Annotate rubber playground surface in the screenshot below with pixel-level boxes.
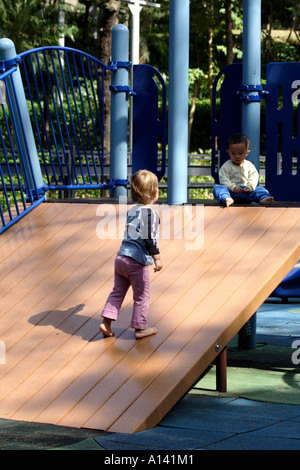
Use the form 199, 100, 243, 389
0, 298, 299, 451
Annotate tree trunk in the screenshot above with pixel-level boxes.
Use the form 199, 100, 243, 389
97, 0, 121, 155
208, 23, 213, 107
207, 0, 214, 110
188, 79, 199, 153
188, 42, 200, 153
225, 0, 234, 65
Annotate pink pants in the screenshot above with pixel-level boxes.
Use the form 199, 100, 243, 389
101, 255, 150, 329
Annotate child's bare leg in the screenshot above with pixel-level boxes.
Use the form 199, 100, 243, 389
260, 196, 274, 205
225, 197, 234, 207
135, 327, 157, 339
100, 317, 115, 337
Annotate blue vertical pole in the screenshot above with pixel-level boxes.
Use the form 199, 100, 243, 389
0, 38, 45, 199
110, 24, 129, 198
238, 0, 261, 349
167, 0, 189, 205
242, 0, 261, 170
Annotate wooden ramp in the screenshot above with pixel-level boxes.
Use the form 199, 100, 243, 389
1, 202, 300, 434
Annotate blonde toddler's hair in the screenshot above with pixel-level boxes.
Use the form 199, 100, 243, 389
130, 170, 158, 204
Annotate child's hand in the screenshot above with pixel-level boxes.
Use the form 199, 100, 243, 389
242, 186, 251, 193
154, 259, 163, 272
233, 186, 243, 194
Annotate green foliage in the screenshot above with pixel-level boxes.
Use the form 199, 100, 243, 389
189, 98, 212, 153
0, 0, 78, 52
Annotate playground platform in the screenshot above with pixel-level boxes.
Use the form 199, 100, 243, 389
1, 201, 300, 439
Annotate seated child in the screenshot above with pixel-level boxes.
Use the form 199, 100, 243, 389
213, 133, 274, 207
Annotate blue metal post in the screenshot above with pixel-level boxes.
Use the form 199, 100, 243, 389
167, 0, 189, 205
0, 38, 45, 198
242, 0, 261, 170
238, 0, 261, 349
110, 24, 129, 197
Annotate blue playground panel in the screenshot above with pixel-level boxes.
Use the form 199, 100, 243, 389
265, 63, 300, 202
211, 63, 242, 184
132, 64, 167, 181
271, 261, 300, 300
212, 61, 300, 202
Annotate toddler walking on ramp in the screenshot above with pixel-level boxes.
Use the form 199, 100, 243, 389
100, 170, 163, 339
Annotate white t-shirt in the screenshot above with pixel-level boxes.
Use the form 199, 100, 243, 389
219, 159, 259, 192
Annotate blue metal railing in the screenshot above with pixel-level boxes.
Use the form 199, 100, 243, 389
0, 45, 128, 234
18, 46, 112, 191
0, 65, 45, 234
0, 39, 167, 234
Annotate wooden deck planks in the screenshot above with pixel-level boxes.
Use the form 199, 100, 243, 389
107, 208, 300, 433
1, 202, 300, 433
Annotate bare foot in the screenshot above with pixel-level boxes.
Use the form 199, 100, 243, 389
135, 327, 157, 339
99, 321, 115, 338
260, 196, 274, 206
225, 197, 234, 207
